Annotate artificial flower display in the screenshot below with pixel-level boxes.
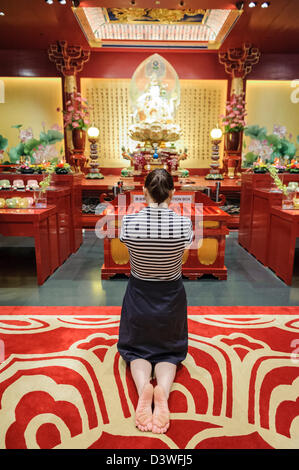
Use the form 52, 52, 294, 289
58, 91, 91, 132
220, 92, 247, 134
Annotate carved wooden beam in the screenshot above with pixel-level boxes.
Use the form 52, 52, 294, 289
48, 40, 90, 76
218, 43, 261, 79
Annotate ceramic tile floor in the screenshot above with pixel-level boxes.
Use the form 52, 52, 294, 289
0, 231, 299, 306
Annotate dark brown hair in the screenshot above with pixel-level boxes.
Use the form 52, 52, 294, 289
144, 169, 174, 204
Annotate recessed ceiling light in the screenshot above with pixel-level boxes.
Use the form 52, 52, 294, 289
249, 1, 258, 7
45, 0, 53, 4
0, 12, 5, 15
58, 0, 67, 4
261, 1, 270, 7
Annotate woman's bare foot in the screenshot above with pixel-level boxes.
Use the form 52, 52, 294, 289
135, 383, 154, 432
152, 385, 170, 434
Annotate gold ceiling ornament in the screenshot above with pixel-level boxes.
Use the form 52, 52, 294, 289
109, 8, 147, 23
109, 8, 206, 24
73, 7, 242, 49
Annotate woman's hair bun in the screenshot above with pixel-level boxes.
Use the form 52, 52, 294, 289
144, 169, 174, 204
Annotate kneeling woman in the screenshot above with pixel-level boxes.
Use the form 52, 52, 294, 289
117, 169, 193, 434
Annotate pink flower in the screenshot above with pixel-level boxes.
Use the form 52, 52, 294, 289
83, 119, 90, 125
72, 122, 79, 128
67, 106, 74, 112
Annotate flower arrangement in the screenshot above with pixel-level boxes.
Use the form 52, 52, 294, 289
286, 161, 299, 173
220, 92, 247, 134
58, 91, 91, 131
19, 162, 35, 174
31, 163, 49, 174
6, 123, 64, 165
55, 162, 71, 174
272, 157, 286, 173
252, 158, 268, 173
243, 124, 298, 168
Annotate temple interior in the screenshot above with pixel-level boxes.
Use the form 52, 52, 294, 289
1, 0, 299, 454
1, 1, 299, 302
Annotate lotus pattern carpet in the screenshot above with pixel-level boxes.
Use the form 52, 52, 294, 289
0, 306, 298, 449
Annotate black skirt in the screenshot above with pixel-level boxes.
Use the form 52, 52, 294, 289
117, 274, 188, 367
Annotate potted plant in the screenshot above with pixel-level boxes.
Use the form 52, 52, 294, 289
220, 92, 247, 151
58, 91, 91, 152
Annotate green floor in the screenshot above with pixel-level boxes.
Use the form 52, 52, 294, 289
0, 230, 299, 306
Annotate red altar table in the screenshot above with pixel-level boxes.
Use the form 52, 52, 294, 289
52, 173, 83, 253
0, 172, 83, 253
238, 172, 299, 251
100, 199, 229, 281
0, 187, 72, 265
0, 206, 59, 285
268, 206, 299, 285
250, 188, 283, 265
81, 175, 241, 229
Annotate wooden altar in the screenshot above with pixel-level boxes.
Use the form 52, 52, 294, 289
81, 174, 241, 229
0, 206, 59, 285
100, 192, 229, 281
238, 172, 299, 251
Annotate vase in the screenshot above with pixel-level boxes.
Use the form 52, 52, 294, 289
282, 189, 295, 210
225, 132, 241, 152
72, 128, 86, 152
34, 191, 47, 208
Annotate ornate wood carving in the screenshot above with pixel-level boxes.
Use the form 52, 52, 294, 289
48, 40, 90, 76
218, 43, 261, 79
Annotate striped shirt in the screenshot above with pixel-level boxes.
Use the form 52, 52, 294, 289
120, 204, 193, 281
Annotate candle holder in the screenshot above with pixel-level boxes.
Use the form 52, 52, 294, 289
85, 126, 104, 179
205, 126, 224, 180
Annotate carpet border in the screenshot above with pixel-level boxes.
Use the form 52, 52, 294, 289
0, 306, 299, 315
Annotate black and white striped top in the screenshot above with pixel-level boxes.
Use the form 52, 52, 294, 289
120, 204, 193, 281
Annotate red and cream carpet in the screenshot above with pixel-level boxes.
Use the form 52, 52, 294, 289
0, 306, 298, 449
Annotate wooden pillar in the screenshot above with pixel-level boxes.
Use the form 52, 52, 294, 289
218, 43, 261, 177
48, 41, 90, 167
